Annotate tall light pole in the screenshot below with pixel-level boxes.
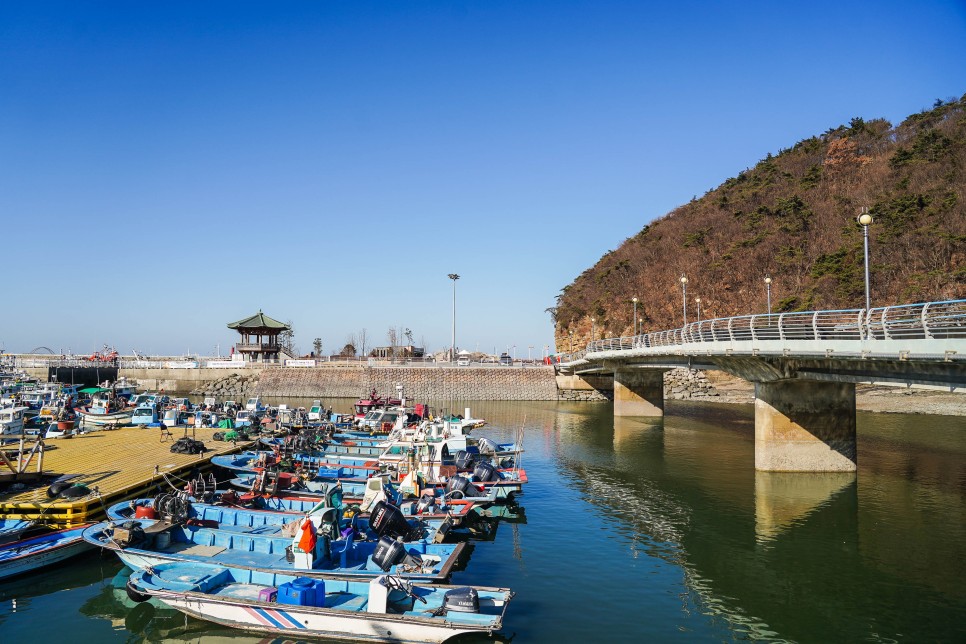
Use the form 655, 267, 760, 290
680, 274, 689, 326
695, 297, 701, 323
764, 276, 772, 315
590, 317, 596, 341
528, 345, 533, 361
857, 209, 873, 314
632, 297, 639, 335
447, 273, 460, 361
569, 330, 574, 352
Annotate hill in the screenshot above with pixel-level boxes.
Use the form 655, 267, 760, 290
552, 94, 966, 351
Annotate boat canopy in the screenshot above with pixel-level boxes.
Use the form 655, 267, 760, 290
79, 387, 112, 394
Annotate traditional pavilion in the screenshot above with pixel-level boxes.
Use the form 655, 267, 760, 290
227, 310, 291, 364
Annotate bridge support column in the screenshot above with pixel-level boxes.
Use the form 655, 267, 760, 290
755, 380, 856, 472
614, 369, 665, 417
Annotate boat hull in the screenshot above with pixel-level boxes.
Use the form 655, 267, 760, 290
154, 593, 487, 643
76, 408, 134, 426
0, 525, 94, 581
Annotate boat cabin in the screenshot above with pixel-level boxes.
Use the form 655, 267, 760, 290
131, 405, 158, 426
0, 406, 27, 438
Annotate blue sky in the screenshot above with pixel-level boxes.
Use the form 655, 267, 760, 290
2, 1, 965, 357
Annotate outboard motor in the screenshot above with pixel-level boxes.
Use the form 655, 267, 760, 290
472, 461, 499, 483
369, 500, 419, 541
454, 450, 476, 470
416, 493, 437, 515
445, 475, 474, 498
476, 437, 501, 454
443, 587, 480, 613
371, 536, 423, 572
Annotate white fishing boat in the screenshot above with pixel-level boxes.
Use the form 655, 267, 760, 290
126, 561, 513, 643
75, 389, 133, 426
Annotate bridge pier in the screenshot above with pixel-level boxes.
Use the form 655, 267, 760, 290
755, 380, 857, 472
614, 368, 666, 417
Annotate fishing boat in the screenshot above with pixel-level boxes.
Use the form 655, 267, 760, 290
125, 560, 512, 643
0, 406, 27, 443
82, 518, 465, 582
232, 471, 503, 506
74, 388, 134, 426
0, 519, 36, 545
0, 524, 95, 581
104, 496, 450, 543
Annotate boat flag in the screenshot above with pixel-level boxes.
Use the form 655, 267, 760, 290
297, 517, 317, 552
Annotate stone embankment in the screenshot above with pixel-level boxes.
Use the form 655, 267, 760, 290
187, 365, 723, 401
190, 373, 259, 399
244, 365, 556, 400
557, 368, 721, 402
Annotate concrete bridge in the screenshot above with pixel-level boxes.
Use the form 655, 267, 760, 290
557, 300, 966, 472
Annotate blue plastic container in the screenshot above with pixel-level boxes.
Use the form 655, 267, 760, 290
277, 577, 325, 607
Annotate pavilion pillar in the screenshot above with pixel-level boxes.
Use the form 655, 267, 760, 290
614, 368, 666, 417
755, 380, 856, 472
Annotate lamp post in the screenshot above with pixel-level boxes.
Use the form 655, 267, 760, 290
695, 297, 701, 323
632, 297, 639, 335
447, 273, 460, 362
764, 276, 772, 316
590, 317, 596, 341
569, 330, 574, 353
528, 345, 533, 361
680, 275, 689, 326
857, 209, 873, 313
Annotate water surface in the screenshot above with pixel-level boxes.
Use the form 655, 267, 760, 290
2, 399, 964, 642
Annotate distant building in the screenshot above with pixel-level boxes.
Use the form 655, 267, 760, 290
369, 345, 425, 359
227, 310, 292, 364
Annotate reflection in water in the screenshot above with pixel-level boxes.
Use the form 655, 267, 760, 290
754, 472, 856, 543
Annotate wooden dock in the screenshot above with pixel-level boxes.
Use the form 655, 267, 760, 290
0, 425, 253, 528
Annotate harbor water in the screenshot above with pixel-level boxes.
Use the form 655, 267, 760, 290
1, 399, 965, 642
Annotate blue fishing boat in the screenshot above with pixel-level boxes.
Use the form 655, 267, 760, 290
104, 497, 448, 543
0, 519, 36, 545
125, 560, 512, 643
82, 518, 465, 582
0, 524, 95, 581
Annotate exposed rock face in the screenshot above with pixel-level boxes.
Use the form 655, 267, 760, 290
190, 373, 259, 399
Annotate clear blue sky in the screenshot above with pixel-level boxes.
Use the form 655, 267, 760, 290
2, 1, 965, 357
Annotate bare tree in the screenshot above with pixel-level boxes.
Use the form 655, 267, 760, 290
279, 320, 299, 357
312, 337, 323, 357
358, 328, 368, 356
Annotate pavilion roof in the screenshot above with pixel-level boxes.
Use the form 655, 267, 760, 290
227, 310, 290, 331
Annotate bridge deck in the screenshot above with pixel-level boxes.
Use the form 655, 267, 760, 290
0, 425, 253, 528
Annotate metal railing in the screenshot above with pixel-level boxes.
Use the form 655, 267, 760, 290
559, 299, 966, 363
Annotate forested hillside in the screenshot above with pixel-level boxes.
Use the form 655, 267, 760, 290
552, 94, 966, 351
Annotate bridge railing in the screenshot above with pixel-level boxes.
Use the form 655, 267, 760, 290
568, 299, 966, 362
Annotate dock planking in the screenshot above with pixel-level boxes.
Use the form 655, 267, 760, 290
0, 425, 254, 528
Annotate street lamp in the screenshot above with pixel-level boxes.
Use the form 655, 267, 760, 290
680, 275, 689, 326
447, 273, 460, 361
631, 297, 639, 335
764, 276, 772, 316
857, 209, 873, 313
695, 297, 701, 323
568, 330, 574, 352
590, 317, 596, 341
528, 345, 533, 361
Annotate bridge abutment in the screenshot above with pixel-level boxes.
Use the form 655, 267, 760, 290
755, 380, 857, 472
614, 368, 667, 417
